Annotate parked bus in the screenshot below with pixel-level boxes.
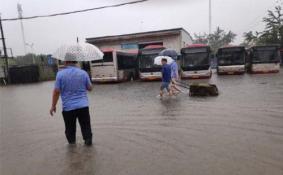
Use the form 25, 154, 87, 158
138, 45, 166, 81
90, 48, 117, 82
90, 49, 138, 82
216, 46, 246, 75
180, 44, 212, 79
247, 45, 280, 74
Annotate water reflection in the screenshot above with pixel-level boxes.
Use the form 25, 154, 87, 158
1, 69, 283, 175
61, 145, 96, 175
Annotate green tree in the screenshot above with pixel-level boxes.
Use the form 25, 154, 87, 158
243, 5, 283, 47
261, 6, 283, 46
208, 27, 236, 53
242, 31, 259, 47
194, 27, 237, 53
15, 53, 48, 65
194, 33, 209, 44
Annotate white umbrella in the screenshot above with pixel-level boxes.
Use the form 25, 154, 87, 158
53, 43, 104, 62
154, 56, 174, 65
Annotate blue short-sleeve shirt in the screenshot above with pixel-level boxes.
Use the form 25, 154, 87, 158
170, 61, 179, 79
55, 66, 91, 111
162, 64, 171, 83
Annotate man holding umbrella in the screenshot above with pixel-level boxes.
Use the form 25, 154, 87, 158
159, 49, 181, 95
50, 43, 103, 146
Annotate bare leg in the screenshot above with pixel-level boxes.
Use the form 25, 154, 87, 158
160, 90, 163, 97
168, 88, 173, 96
171, 79, 182, 95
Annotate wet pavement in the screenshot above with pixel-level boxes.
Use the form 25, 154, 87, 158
1, 69, 283, 175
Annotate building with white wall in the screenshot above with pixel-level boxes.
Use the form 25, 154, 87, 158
86, 28, 193, 53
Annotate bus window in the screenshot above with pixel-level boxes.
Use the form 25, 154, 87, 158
140, 54, 159, 69
218, 51, 245, 66
247, 46, 280, 74
117, 54, 137, 70
91, 52, 113, 63
103, 52, 114, 62
253, 49, 279, 63
183, 52, 210, 67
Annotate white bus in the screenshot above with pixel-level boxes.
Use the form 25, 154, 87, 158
247, 45, 280, 74
217, 46, 246, 75
180, 44, 212, 79
90, 49, 138, 82
138, 45, 165, 81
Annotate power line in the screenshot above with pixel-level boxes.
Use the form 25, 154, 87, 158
2, 0, 149, 21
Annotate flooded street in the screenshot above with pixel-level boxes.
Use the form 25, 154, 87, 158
1, 70, 283, 175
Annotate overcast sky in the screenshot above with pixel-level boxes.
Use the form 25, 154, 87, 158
0, 0, 280, 56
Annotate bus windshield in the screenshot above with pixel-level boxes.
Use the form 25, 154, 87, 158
218, 51, 245, 66
117, 53, 137, 70
140, 53, 160, 69
182, 52, 209, 67
252, 49, 279, 63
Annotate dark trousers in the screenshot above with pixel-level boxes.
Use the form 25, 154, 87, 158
62, 107, 92, 143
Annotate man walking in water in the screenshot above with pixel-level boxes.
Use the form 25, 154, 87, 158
160, 58, 172, 97
170, 58, 181, 95
50, 61, 93, 146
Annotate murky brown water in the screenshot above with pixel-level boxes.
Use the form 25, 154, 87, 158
1, 70, 283, 175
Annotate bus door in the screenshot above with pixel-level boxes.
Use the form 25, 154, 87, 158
117, 50, 138, 81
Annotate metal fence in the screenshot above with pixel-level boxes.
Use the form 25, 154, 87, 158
9, 65, 39, 84
38, 64, 57, 81
0, 65, 6, 84
0, 66, 4, 78
0, 55, 58, 84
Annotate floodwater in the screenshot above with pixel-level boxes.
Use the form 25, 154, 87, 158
1, 70, 283, 175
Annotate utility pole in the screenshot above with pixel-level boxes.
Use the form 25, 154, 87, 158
17, 3, 27, 54
209, 0, 212, 34
26, 42, 35, 64
0, 16, 9, 82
